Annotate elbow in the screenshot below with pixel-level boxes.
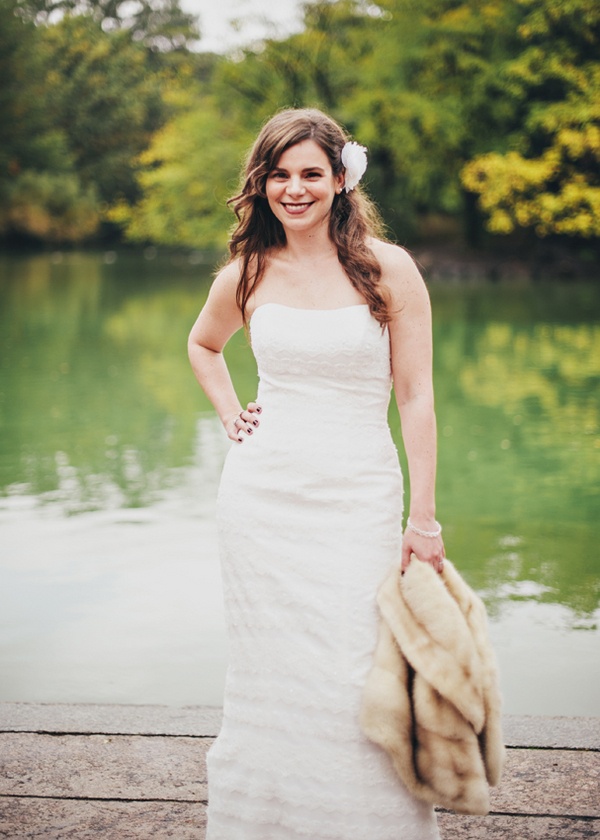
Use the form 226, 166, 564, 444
187, 330, 207, 367
187, 333, 220, 367
397, 393, 436, 425
396, 387, 435, 411
187, 326, 207, 359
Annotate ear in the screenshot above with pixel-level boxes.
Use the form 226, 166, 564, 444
334, 171, 345, 194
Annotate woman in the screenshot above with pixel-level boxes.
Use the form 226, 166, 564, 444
188, 108, 444, 839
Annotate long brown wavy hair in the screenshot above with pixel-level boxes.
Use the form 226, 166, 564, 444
227, 108, 392, 325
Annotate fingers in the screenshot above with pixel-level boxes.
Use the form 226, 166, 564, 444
239, 403, 262, 434
410, 554, 445, 575
402, 530, 445, 575
227, 403, 262, 443
246, 401, 262, 416
240, 406, 261, 428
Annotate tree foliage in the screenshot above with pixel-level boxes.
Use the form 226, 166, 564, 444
1, 0, 599, 248
0, 0, 100, 239
0, 0, 200, 241
40, 14, 167, 204
16, 0, 200, 51
109, 92, 255, 249
121, 0, 531, 246
461, 0, 600, 238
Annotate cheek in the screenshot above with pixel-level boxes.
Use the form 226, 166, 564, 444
320, 185, 337, 205
265, 193, 281, 217
265, 181, 282, 204
264, 185, 277, 210
321, 180, 339, 199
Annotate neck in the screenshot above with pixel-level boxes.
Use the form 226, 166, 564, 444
282, 224, 338, 263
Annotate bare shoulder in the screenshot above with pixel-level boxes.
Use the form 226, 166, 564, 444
369, 239, 427, 304
210, 258, 242, 301
188, 258, 243, 350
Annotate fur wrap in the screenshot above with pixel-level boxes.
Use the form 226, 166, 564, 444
360, 557, 505, 815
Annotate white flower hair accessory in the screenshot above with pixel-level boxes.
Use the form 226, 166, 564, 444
341, 141, 368, 192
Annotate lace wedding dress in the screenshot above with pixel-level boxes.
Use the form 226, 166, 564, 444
207, 303, 440, 840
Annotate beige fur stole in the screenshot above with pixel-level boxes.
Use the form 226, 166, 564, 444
360, 557, 505, 815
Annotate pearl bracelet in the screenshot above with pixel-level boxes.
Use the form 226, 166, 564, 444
406, 517, 442, 538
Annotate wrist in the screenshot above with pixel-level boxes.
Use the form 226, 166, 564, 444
407, 508, 437, 528
406, 517, 442, 539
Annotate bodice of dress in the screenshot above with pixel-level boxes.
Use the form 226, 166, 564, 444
250, 303, 393, 429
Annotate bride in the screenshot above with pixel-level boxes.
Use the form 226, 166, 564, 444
188, 107, 445, 839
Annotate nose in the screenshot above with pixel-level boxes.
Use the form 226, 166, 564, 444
286, 176, 305, 197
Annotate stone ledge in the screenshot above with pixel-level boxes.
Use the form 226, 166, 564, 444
0, 703, 598, 840
2, 704, 598, 749
502, 714, 600, 751
0, 703, 222, 738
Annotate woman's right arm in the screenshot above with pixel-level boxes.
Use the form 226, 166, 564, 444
187, 262, 261, 442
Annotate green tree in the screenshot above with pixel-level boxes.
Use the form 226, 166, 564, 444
125, 0, 530, 243
214, 0, 368, 116
3, 171, 99, 241
1, 0, 205, 243
0, 0, 101, 240
344, 0, 525, 237
118, 1, 394, 246
110, 91, 255, 249
461, 0, 600, 238
16, 0, 200, 51
116, 0, 600, 249
38, 14, 168, 206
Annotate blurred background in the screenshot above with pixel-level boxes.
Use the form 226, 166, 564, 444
0, 0, 598, 716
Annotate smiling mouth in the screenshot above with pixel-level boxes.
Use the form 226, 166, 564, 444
282, 202, 315, 214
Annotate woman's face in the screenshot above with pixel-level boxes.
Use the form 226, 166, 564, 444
265, 139, 344, 234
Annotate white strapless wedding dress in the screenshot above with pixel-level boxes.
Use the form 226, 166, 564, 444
207, 303, 440, 840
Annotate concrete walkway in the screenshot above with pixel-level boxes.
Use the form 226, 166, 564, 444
0, 703, 598, 839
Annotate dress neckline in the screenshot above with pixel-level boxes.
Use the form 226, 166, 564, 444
250, 302, 369, 323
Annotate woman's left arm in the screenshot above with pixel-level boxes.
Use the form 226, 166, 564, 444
379, 243, 445, 573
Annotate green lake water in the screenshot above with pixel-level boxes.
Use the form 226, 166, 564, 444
0, 249, 598, 714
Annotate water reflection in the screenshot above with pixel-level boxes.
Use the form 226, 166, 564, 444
420, 282, 600, 625
0, 252, 598, 713
0, 251, 217, 510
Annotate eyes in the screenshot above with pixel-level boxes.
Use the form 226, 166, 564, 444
269, 170, 324, 181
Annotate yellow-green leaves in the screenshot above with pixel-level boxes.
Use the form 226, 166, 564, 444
461, 0, 600, 238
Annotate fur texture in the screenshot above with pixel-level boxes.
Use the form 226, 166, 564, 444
360, 558, 505, 815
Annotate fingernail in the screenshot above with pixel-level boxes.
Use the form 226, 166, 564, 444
247, 428, 253, 434
253, 420, 258, 426
256, 407, 262, 413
